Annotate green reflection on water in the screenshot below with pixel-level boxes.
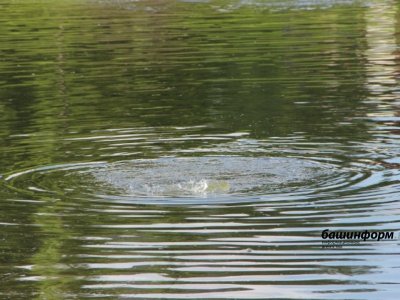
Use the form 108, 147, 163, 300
0, 0, 371, 170
31, 198, 71, 300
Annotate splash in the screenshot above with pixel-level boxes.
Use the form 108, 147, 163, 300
91, 156, 335, 198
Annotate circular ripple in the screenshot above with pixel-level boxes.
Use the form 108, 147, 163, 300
1, 156, 348, 202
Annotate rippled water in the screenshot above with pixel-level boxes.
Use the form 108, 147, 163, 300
1, 0, 400, 299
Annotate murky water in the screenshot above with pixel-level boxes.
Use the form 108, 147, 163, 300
1, 0, 400, 299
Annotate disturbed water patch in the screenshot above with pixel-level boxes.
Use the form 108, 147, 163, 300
2, 156, 341, 202
91, 156, 336, 198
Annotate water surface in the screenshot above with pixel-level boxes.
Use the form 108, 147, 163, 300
1, 0, 400, 299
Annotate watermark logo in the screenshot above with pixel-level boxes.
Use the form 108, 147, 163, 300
321, 229, 397, 249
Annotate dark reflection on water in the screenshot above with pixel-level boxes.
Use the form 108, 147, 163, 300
1, 0, 400, 299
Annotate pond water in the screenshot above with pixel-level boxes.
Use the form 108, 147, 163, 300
1, 0, 400, 299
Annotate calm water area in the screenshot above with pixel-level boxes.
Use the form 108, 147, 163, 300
1, 0, 400, 299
